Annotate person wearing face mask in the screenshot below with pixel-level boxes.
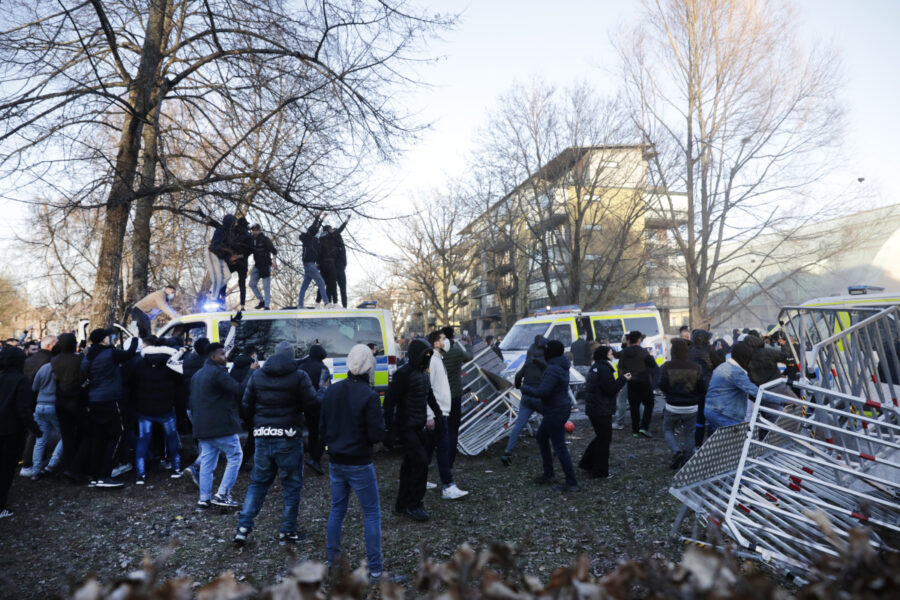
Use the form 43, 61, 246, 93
131, 286, 180, 338
382, 338, 442, 521
424, 331, 468, 500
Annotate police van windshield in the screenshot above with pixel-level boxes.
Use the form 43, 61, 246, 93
499, 322, 550, 351
219, 317, 383, 360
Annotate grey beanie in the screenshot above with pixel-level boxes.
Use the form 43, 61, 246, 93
275, 341, 295, 358
346, 343, 375, 376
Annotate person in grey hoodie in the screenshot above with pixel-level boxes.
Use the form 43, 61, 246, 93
27, 357, 63, 478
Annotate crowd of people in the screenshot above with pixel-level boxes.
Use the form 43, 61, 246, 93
202, 210, 350, 312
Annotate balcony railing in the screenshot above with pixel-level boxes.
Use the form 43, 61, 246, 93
484, 305, 501, 317
470, 282, 496, 298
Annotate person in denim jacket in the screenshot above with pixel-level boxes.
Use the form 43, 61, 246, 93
703, 342, 758, 436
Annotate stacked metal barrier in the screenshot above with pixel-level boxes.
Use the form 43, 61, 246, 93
456, 342, 527, 456
670, 305, 900, 577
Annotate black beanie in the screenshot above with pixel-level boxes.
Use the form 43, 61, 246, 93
545, 340, 565, 360
89, 328, 110, 345
731, 341, 753, 370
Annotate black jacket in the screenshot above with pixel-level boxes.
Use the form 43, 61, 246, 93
746, 336, 783, 386
81, 338, 139, 404
584, 360, 626, 417
618, 344, 656, 384
208, 214, 237, 260
514, 342, 547, 389
241, 353, 315, 437
441, 341, 473, 398
0, 348, 38, 436
228, 224, 253, 273
659, 358, 706, 409
688, 329, 721, 385
383, 338, 441, 431
190, 359, 243, 439
50, 333, 81, 399
299, 215, 323, 264
297, 344, 330, 392
251, 233, 277, 273
569, 339, 592, 367
24, 349, 52, 382
229, 354, 255, 387
320, 374, 385, 465
130, 348, 184, 417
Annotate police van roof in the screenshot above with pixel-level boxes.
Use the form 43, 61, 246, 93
800, 291, 900, 308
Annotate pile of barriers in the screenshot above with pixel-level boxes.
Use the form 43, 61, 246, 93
670, 304, 900, 578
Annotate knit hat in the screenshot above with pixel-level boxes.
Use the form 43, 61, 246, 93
545, 340, 565, 360
275, 341, 295, 358
671, 337, 690, 360
89, 328, 111, 345
347, 343, 376, 376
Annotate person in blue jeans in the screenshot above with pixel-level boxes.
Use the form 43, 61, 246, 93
320, 344, 385, 580
27, 361, 63, 478
519, 340, 579, 492
234, 341, 315, 544
501, 335, 547, 466
704, 341, 759, 436
297, 210, 331, 307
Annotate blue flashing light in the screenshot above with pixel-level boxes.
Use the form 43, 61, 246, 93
532, 304, 581, 316
203, 301, 226, 312
607, 301, 657, 311
356, 301, 377, 309
848, 285, 884, 296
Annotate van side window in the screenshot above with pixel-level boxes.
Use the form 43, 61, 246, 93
219, 319, 300, 360
593, 318, 624, 343
547, 323, 573, 347
221, 316, 384, 360
623, 316, 660, 337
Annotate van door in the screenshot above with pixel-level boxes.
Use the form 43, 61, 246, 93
591, 317, 625, 346
546, 319, 575, 348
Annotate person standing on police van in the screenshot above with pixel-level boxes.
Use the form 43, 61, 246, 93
248, 224, 277, 310
131, 286, 180, 338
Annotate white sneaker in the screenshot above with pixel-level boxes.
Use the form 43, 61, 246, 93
315, 302, 326, 310
18, 467, 38, 478
111, 463, 133, 478
426, 481, 438, 490
442, 484, 469, 500
0, 509, 12, 519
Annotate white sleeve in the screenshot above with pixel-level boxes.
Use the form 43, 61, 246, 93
166, 347, 186, 374
223, 323, 237, 357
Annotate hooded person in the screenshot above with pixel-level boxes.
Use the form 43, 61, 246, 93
27, 340, 63, 479
130, 337, 185, 484
0, 346, 42, 518
502, 335, 548, 466
438, 326, 473, 468
297, 210, 331, 308
659, 338, 706, 469
618, 331, 658, 438
688, 328, 723, 446
233, 340, 315, 545
578, 345, 630, 479
520, 340, 579, 492
50, 333, 90, 481
227, 217, 254, 310
382, 338, 442, 521
206, 214, 237, 305
704, 341, 759, 436
319, 343, 386, 579
297, 344, 330, 475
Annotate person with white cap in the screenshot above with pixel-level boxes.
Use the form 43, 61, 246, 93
320, 343, 386, 581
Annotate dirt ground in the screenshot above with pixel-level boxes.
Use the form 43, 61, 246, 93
0, 411, 686, 598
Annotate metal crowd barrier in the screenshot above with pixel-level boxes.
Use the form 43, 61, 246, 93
456, 342, 528, 456
670, 305, 900, 578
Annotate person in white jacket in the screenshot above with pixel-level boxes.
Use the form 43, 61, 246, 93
425, 331, 468, 500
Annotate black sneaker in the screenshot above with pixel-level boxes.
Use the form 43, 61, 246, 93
196, 499, 211, 511
669, 451, 685, 470
305, 458, 324, 475
254, 302, 265, 309
135, 475, 146, 486
170, 468, 183, 479
533, 474, 556, 485
234, 526, 250, 545
211, 493, 239, 508
555, 482, 580, 492
404, 506, 430, 522
500, 453, 512, 467
279, 531, 304, 543
95, 478, 124, 488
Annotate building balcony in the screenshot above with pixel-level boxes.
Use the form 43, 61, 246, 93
470, 282, 496, 298
484, 305, 501, 317
470, 307, 482, 318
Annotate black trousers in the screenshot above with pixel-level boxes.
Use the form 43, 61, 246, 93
628, 380, 654, 433
88, 401, 123, 480
0, 431, 25, 511
130, 307, 151, 338
579, 415, 612, 476
230, 261, 248, 306
694, 396, 707, 447
317, 261, 338, 305
447, 395, 462, 468
335, 265, 348, 308
305, 402, 323, 462
56, 394, 91, 476
396, 427, 429, 512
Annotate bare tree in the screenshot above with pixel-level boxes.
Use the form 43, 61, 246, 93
0, 0, 451, 327
392, 192, 475, 328
617, 0, 846, 327
463, 79, 649, 317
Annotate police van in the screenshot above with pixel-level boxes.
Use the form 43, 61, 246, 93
497, 303, 668, 379
156, 305, 399, 396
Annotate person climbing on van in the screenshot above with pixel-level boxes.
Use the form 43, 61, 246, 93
227, 217, 254, 311
297, 210, 331, 309
249, 224, 277, 310
130, 286, 180, 338
317, 216, 350, 308
206, 214, 237, 306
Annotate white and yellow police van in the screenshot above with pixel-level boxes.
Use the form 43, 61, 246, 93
157, 305, 399, 397
497, 303, 668, 379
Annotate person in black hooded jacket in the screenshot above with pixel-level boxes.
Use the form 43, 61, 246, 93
619, 331, 658, 438
382, 338, 441, 521
688, 328, 722, 446
578, 346, 630, 478
234, 340, 315, 544
297, 210, 331, 307
130, 337, 185, 484
207, 214, 237, 304
297, 344, 330, 474
227, 217, 254, 310
501, 335, 547, 466
0, 346, 41, 518
51, 333, 91, 481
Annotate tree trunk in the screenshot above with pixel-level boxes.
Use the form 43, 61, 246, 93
89, 0, 169, 328
128, 107, 160, 304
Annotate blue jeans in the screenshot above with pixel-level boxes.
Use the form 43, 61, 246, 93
298, 262, 329, 306
248, 267, 271, 307
237, 437, 303, 534
198, 434, 243, 501
504, 404, 534, 454
32, 404, 63, 471
536, 411, 577, 485
136, 413, 181, 477
327, 463, 382, 575
704, 409, 741, 437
